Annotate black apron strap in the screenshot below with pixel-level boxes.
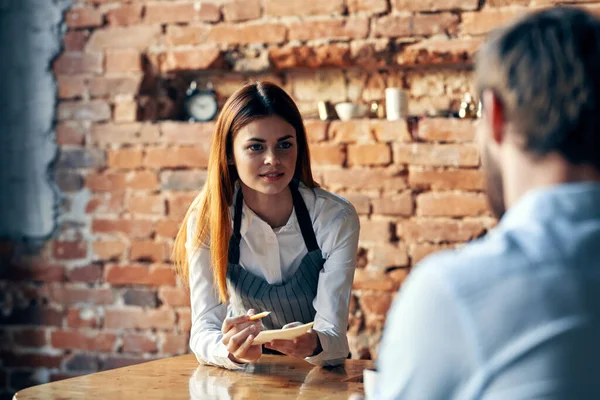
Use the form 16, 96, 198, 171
290, 180, 319, 253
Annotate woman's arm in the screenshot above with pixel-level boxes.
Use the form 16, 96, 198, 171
187, 214, 248, 370
306, 205, 361, 366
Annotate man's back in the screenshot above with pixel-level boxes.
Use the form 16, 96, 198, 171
376, 182, 600, 399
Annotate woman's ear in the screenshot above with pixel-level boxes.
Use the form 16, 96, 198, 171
227, 157, 235, 166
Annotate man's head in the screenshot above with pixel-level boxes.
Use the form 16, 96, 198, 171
476, 7, 600, 218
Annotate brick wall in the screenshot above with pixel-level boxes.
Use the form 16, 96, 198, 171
3, 0, 599, 396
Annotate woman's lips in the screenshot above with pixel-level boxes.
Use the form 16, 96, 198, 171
259, 172, 284, 182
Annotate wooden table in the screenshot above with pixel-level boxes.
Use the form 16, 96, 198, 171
13, 354, 374, 399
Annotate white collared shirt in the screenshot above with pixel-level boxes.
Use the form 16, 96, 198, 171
187, 183, 360, 370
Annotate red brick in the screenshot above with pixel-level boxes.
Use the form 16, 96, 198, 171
156, 220, 181, 238
398, 218, 491, 243
418, 118, 476, 142
144, 2, 221, 24
264, 0, 344, 16
91, 123, 161, 146
304, 120, 328, 142
348, 143, 391, 166
394, 0, 478, 11
104, 307, 176, 330
54, 52, 103, 75
67, 264, 103, 283
177, 309, 192, 332
410, 243, 456, 264
397, 38, 482, 66
461, 8, 529, 36
350, 39, 391, 69
159, 170, 206, 191
167, 193, 196, 220
144, 147, 209, 169
206, 23, 287, 45
85, 192, 125, 214
165, 25, 208, 46
417, 192, 489, 217
12, 328, 48, 347
158, 287, 190, 307
128, 170, 160, 190
56, 122, 86, 145
330, 120, 411, 143
341, 193, 370, 215
359, 293, 393, 316
66, 7, 103, 29
321, 167, 407, 191
371, 192, 413, 216
122, 334, 157, 353
310, 144, 346, 167
105, 49, 142, 73
289, 18, 369, 41
92, 219, 154, 238
114, 100, 138, 122
347, 0, 389, 14
130, 241, 167, 262
89, 77, 140, 98
160, 121, 214, 145
369, 242, 410, 268
106, 149, 143, 169
58, 100, 111, 122
57, 76, 86, 99
161, 47, 223, 72
353, 269, 398, 291
51, 330, 116, 352
269, 44, 351, 69
223, 0, 261, 21
161, 333, 189, 355
127, 194, 165, 215
375, 13, 459, 38
63, 31, 89, 51
67, 308, 100, 328
408, 167, 484, 191
48, 286, 114, 306
92, 240, 127, 260
393, 143, 479, 167
359, 218, 393, 243
105, 264, 176, 285
86, 26, 162, 50
106, 4, 143, 26
86, 172, 128, 192
53, 241, 87, 260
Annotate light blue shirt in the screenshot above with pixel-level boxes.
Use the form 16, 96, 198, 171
376, 182, 600, 400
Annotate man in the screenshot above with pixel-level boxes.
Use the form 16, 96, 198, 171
375, 7, 600, 399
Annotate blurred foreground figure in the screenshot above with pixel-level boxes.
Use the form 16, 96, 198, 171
376, 7, 600, 400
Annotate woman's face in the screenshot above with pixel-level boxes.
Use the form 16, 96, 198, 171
231, 116, 298, 196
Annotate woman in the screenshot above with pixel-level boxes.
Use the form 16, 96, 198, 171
173, 82, 360, 370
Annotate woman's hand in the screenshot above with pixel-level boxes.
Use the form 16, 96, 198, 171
264, 322, 322, 359
221, 309, 263, 364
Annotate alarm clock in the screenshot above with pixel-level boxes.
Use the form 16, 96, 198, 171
184, 81, 218, 122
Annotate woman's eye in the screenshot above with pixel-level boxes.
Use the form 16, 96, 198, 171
248, 144, 263, 151
278, 142, 292, 149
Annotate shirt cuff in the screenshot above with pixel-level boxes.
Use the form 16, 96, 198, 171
304, 330, 347, 367
209, 341, 248, 370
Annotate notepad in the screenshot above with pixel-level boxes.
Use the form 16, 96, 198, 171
253, 322, 315, 345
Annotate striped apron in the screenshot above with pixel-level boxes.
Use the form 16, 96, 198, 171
226, 181, 325, 330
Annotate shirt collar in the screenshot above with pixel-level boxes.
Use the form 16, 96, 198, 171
233, 183, 300, 237
498, 181, 600, 232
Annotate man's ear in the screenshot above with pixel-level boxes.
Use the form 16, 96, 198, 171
482, 90, 506, 146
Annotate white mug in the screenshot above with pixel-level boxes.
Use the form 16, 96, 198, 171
385, 88, 408, 120
363, 368, 378, 399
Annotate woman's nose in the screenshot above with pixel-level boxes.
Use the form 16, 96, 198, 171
264, 149, 280, 165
